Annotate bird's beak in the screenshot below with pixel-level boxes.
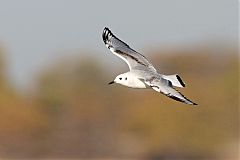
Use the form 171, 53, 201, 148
108, 81, 115, 85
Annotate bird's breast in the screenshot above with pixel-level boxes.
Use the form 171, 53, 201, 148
127, 78, 147, 89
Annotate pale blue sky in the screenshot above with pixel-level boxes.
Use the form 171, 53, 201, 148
0, 0, 238, 90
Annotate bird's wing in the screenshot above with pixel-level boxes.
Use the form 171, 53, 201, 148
102, 27, 156, 72
144, 78, 197, 105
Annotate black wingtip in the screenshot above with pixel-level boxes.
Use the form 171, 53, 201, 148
188, 99, 198, 106
192, 102, 198, 106
102, 27, 112, 44
176, 74, 186, 87
172, 89, 198, 106
186, 99, 198, 106
102, 27, 108, 44
103, 27, 109, 31
103, 27, 109, 35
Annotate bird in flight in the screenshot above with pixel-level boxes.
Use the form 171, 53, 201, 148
102, 27, 197, 105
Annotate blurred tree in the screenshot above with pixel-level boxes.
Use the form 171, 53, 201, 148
0, 48, 238, 159
34, 54, 126, 157
0, 46, 50, 158
0, 46, 7, 89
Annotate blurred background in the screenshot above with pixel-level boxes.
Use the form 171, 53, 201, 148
0, 0, 239, 159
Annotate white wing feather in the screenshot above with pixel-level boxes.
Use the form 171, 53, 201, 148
102, 27, 156, 72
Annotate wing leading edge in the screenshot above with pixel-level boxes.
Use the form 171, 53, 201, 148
102, 27, 156, 72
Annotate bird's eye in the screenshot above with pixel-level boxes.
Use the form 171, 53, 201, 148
119, 77, 122, 80
125, 77, 127, 80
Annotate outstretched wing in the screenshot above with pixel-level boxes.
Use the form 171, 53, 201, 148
145, 78, 197, 105
102, 27, 156, 72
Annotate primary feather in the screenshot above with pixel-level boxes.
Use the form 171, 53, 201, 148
102, 27, 197, 105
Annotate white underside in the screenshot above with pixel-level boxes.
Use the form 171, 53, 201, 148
125, 78, 147, 88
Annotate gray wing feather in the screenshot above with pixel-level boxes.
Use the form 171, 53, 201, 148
102, 27, 156, 72
145, 77, 197, 105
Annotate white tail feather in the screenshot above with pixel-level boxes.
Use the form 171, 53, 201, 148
162, 74, 185, 88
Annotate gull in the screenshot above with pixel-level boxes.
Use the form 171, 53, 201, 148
102, 27, 197, 105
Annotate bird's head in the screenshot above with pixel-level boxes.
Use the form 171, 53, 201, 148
108, 73, 128, 86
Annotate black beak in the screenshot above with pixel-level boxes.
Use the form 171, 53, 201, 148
108, 81, 115, 85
